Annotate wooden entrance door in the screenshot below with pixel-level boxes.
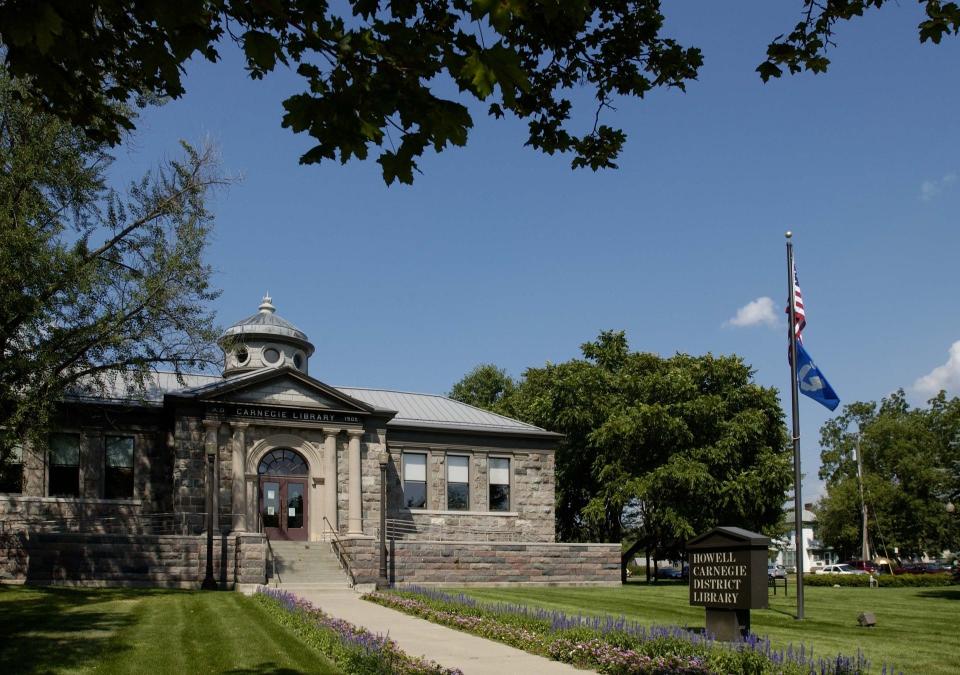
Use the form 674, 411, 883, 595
257, 448, 310, 541
259, 477, 308, 541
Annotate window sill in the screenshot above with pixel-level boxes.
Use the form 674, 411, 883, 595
407, 508, 519, 517
0, 495, 142, 506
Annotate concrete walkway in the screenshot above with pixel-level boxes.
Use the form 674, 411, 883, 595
294, 588, 586, 675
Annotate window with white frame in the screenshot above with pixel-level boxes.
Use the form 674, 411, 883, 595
402, 452, 427, 508
446, 455, 469, 510
49, 433, 80, 497
105, 436, 135, 499
488, 457, 510, 511
0, 442, 23, 494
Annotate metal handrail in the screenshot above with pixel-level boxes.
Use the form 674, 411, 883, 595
265, 537, 279, 584
384, 517, 543, 542
0, 512, 248, 536
322, 516, 356, 586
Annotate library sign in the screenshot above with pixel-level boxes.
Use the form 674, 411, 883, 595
687, 526, 770, 640
689, 549, 753, 608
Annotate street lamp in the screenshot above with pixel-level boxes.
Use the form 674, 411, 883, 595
378, 459, 389, 588
201, 441, 217, 590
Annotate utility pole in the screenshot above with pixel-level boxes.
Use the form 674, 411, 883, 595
855, 434, 869, 562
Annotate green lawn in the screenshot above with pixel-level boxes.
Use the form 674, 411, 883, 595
453, 581, 959, 674
0, 586, 340, 674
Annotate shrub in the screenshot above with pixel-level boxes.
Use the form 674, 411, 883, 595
254, 588, 461, 675
803, 573, 955, 588
365, 587, 872, 675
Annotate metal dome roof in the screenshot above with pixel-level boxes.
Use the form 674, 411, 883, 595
218, 294, 315, 355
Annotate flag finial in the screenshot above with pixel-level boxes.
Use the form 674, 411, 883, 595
785, 230, 793, 239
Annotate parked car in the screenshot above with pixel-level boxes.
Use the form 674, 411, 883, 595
843, 560, 878, 574
767, 564, 787, 579
655, 565, 688, 580
815, 564, 867, 575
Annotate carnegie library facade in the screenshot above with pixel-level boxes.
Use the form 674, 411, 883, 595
0, 297, 619, 588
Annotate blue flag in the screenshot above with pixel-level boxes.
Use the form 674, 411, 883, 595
795, 342, 840, 411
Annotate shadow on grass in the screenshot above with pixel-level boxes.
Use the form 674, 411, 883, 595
0, 586, 178, 673
914, 588, 960, 601
224, 664, 306, 675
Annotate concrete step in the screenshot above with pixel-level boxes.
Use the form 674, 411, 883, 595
274, 582, 353, 591
268, 540, 349, 587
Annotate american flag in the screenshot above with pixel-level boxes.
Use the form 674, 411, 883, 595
787, 263, 806, 342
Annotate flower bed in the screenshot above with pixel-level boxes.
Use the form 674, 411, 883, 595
253, 587, 461, 675
364, 587, 883, 675
804, 573, 956, 587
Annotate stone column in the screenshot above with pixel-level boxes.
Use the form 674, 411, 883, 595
230, 423, 248, 531
81, 430, 103, 499
347, 429, 364, 535
323, 428, 339, 536
202, 420, 221, 532
245, 473, 258, 532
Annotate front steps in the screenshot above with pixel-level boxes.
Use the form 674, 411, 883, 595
267, 540, 350, 589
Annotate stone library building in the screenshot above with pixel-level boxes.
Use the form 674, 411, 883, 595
0, 297, 619, 588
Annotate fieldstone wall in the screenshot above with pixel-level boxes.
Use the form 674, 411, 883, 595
0, 531, 266, 588
340, 538, 620, 587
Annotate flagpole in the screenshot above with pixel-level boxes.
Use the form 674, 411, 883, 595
786, 230, 805, 620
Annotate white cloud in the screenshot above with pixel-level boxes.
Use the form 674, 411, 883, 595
913, 340, 960, 397
725, 297, 780, 329
920, 172, 957, 202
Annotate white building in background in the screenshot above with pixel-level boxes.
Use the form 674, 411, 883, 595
774, 503, 838, 572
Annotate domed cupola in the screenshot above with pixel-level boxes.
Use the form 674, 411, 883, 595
218, 294, 315, 377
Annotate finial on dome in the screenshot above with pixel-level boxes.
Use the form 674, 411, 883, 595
259, 293, 275, 313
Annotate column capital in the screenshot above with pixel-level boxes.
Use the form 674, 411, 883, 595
346, 428, 365, 439
230, 421, 250, 430
322, 427, 343, 438
202, 419, 222, 430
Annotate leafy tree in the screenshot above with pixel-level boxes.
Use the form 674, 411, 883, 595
0, 1, 703, 185
473, 331, 791, 570
759, 1, 960, 81
0, 70, 225, 463
816, 390, 960, 560
2, 2, 957, 186
449, 363, 515, 409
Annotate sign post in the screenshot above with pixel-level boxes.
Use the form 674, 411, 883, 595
687, 526, 770, 640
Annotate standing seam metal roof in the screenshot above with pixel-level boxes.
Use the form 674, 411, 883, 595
68, 371, 554, 435
336, 386, 548, 433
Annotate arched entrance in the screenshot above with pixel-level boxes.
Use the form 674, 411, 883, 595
258, 448, 309, 541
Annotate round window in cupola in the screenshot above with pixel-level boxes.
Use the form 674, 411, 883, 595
293, 352, 304, 370
235, 347, 249, 365
262, 347, 281, 365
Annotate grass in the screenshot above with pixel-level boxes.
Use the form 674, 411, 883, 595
450, 581, 960, 674
0, 585, 341, 674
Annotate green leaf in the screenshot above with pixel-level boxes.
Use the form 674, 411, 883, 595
242, 31, 281, 74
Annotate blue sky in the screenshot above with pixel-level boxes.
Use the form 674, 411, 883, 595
109, 2, 960, 500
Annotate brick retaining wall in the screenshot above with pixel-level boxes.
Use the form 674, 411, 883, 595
0, 532, 266, 588
341, 537, 620, 586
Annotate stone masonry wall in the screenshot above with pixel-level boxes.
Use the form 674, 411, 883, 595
0, 532, 266, 587
340, 538, 620, 586
0, 496, 144, 529
7, 423, 172, 522
173, 416, 206, 521
387, 448, 556, 542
